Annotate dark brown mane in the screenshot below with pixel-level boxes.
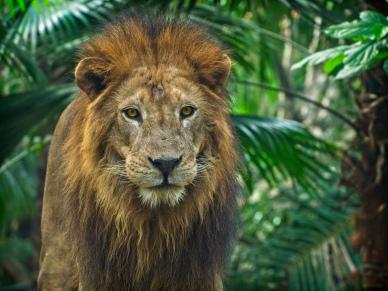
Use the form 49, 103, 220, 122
62, 16, 238, 290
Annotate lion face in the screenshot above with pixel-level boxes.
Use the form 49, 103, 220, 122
74, 20, 233, 209
111, 66, 210, 207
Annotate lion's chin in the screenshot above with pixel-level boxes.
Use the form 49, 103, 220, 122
138, 185, 186, 208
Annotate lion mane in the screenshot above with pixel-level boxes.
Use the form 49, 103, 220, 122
39, 16, 238, 291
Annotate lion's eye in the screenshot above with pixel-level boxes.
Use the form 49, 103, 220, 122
122, 108, 141, 120
180, 106, 196, 119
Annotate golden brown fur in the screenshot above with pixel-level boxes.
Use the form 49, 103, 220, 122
39, 16, 238, 291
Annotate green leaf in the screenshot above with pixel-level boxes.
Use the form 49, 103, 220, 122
229, 185, 360, 291
344, 41, 379, 66
0, 84, 75, 164
292, 46, 349, 70
359, 11, 387, 24
17, 0, 27, 12
325, 22, 376, 40
14, 0, 124, 53
325, 11, 388, 40
360, 11, 388, 39
323, 53, 345, 75
232, 115, 336, 192
0, 148, 38, 235
0, 18, 46, 83
334, 42, 380, 79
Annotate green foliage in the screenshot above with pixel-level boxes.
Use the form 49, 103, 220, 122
0, 140, 40, 287
292, 11, 388, 79
233, 115, 335, 192
325, 11, 387, 40
0, 140, 40, 235
226, 186, 360, 291
0, 85, 75, 164
0, 0, 363, 290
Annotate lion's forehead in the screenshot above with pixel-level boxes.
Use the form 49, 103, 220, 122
120, 64, 196, 93
115, 67, 202, 113
131, 65, 184, 81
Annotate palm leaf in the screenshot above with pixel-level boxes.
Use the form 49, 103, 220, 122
226, 186, 360, 291
232, 115, 336, 193
189, 4, 308, 72
0, 84, 75, 164
0, 146, 39, 235
16, 0, 124, 52
0, 10, 46, 83
1, 0, 125, 84
0, 142, 39, 288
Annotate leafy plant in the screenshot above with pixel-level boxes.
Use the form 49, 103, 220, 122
292, 6, 388, 290
0, 85, 75, 164
292, 11, 388, 78
227, 185, 360, 291
0, 0, 363, 290
233, 115, 335, 193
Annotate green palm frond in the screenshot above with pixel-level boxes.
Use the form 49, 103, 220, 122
16, 0, 123, 52
1, 0, 32, 16
0, 84, 75, 164
227, 187, 360, 291
279, 0, 338, 23
0, 236, 35, 289
232, 115, 336, 193
0, 142, 39, 288
0, 1, 363, 289
1, 0, 126, 84
189, 4, 309, 72
0, 145, 39, 235
0, 16, 46, 84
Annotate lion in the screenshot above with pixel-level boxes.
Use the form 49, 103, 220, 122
38, 16, 238, 291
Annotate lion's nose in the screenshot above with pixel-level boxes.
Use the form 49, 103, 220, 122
148, 156, 182, 178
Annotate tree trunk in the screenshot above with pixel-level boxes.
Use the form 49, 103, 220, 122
343, 1, 388, 287
346, 64, 388, 289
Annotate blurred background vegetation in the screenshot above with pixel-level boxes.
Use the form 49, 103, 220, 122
1, 0, 387, 290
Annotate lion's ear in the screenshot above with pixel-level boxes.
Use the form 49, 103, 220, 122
75, 57, 109, 99
198, 53, 231, 91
